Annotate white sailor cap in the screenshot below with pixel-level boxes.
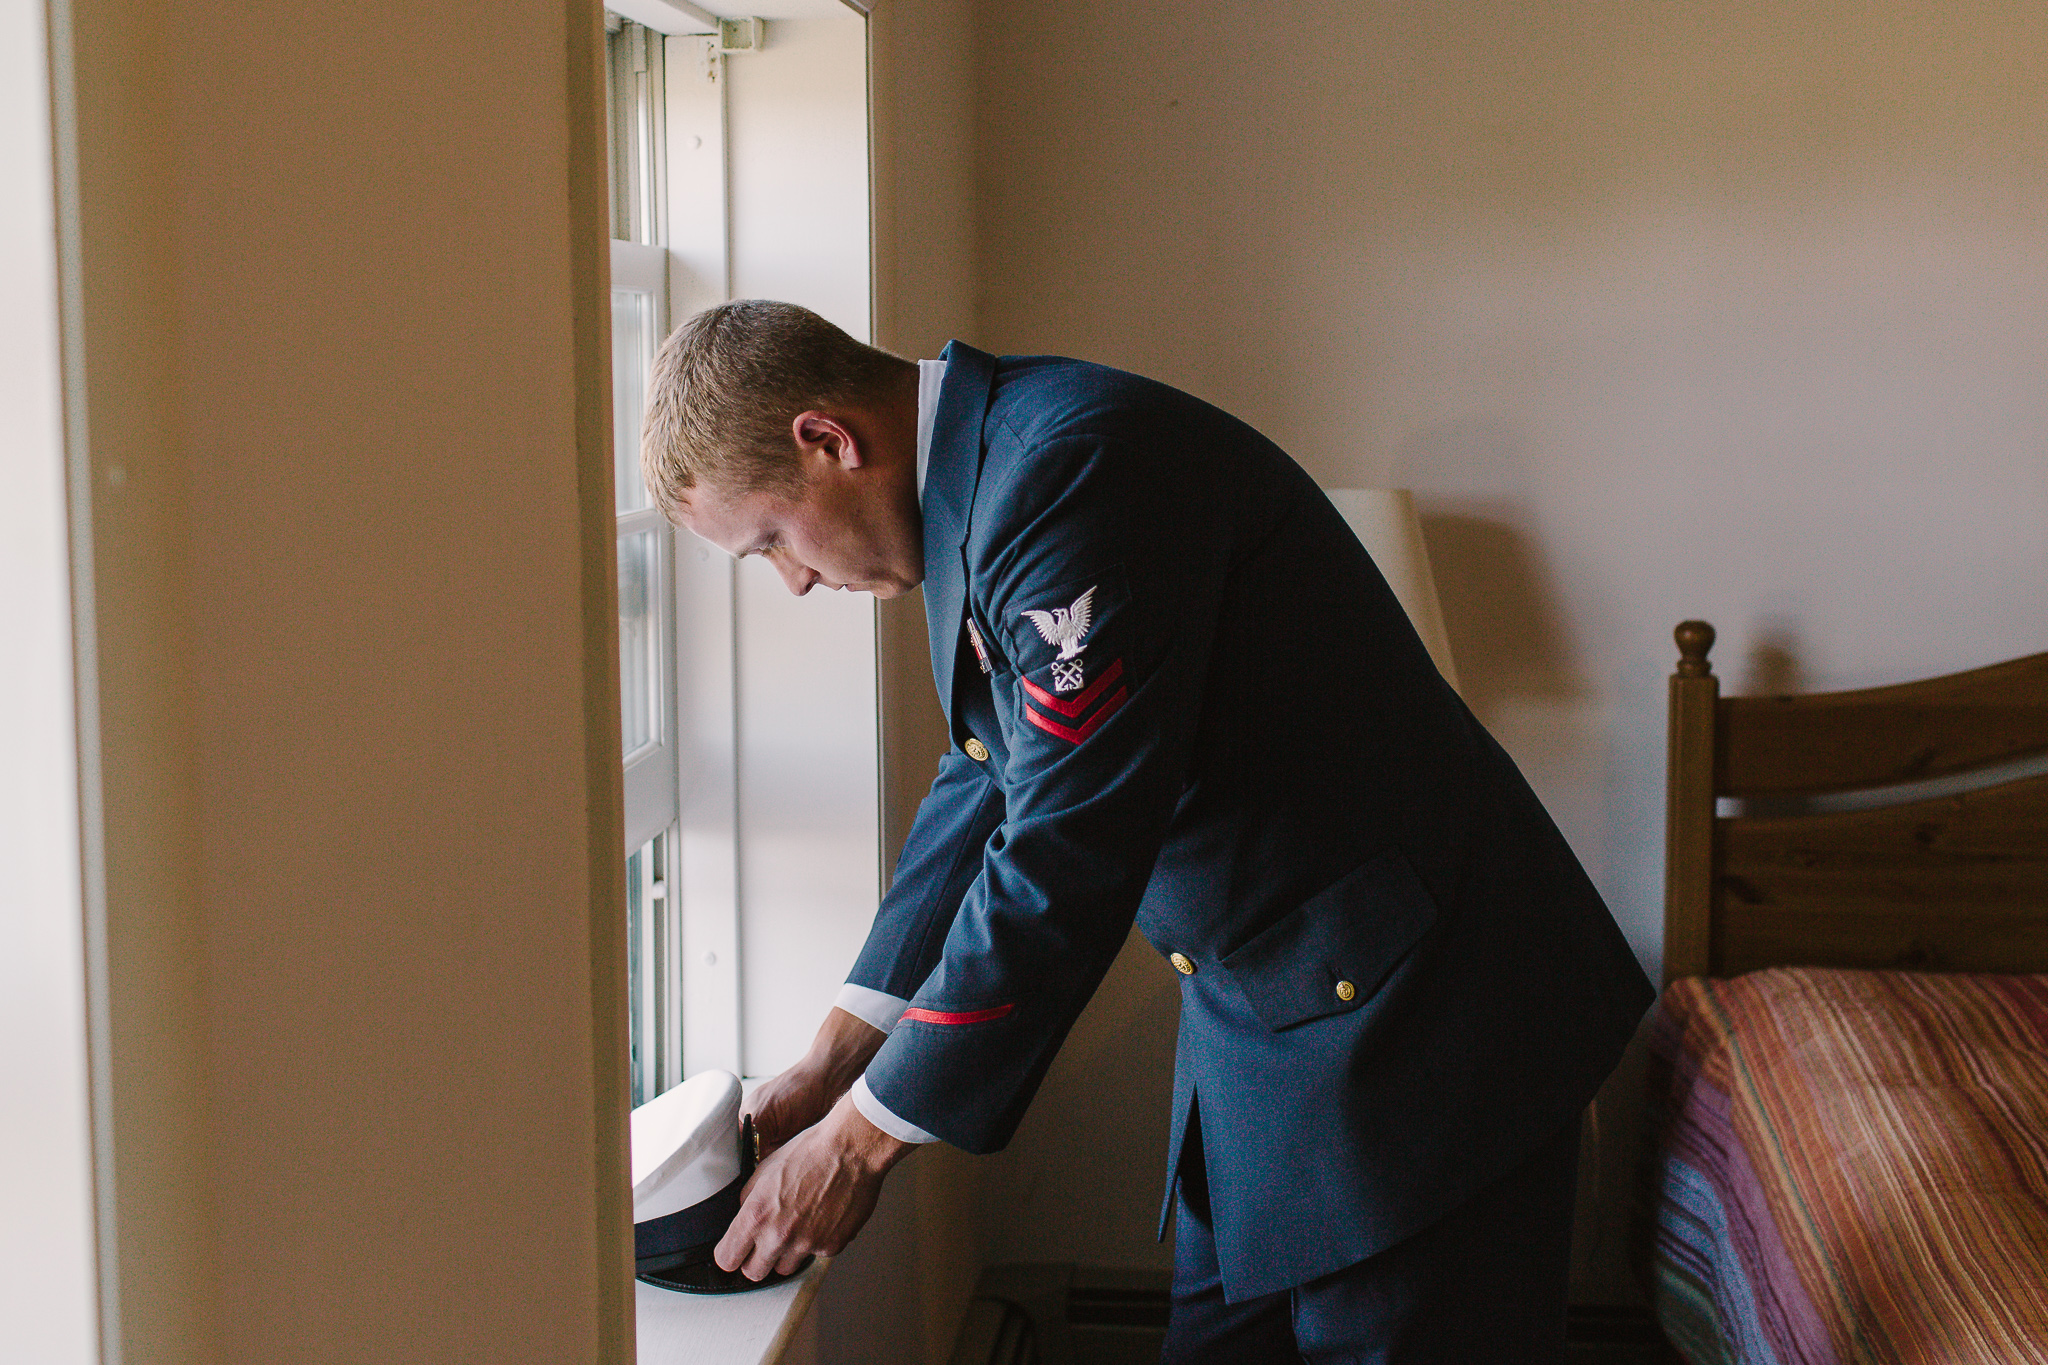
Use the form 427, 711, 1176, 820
631, 1071, 808, 1293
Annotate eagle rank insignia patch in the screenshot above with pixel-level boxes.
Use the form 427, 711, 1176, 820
1019, 584, 1128, 744
1021, 586, 1097, 692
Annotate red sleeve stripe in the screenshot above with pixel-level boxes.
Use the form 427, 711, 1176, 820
1018, 658, 1125, 718
1023, 686, 1129, 744
900, 1003, 1016, 1026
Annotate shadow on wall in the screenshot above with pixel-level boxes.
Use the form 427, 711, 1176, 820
1414, 503, 1649, 1305
975, 929, 1181, 1274
1742, 619, 1808, 696
1418, 504, 1580, 728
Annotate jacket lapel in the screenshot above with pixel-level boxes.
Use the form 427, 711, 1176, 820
920, 341, 996, 725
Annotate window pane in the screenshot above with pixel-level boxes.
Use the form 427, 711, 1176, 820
619, 530, 660, 756
626, 831, 674, 1107
626, 837, 648, 1105
613, 288, 655, 513
605, 18, 665, 247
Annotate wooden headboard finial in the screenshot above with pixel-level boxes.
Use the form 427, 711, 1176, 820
1666, 619, 1720, 983
1675, 620, 1716, 678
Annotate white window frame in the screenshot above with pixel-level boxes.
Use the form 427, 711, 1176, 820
614, 239, 679, 852
610, 12, 688, 1106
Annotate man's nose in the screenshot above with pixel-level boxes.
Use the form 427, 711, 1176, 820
773, 557, 816, 596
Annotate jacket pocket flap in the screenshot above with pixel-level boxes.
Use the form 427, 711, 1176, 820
1220, 850, 1439, 1032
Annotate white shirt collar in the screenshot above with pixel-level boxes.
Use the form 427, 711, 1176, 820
915, 358, 946, 506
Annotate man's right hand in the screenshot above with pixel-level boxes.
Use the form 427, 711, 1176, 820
745, 1007, 889, 1154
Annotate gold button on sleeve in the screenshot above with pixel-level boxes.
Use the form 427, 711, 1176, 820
1335, 979, 1357, 1002
964, 738, 989, 762
1169, 953, 1196, 976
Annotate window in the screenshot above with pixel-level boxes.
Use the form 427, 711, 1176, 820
606, 0, 880, 1099
608, 12, 681, 1105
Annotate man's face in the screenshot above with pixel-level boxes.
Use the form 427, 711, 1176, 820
675, 412, 924, 599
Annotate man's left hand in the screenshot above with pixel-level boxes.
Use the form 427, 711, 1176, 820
715, 1092, 917, 1280
744, 1007, 888, 1156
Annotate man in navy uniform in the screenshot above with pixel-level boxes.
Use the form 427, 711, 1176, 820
641, 299, 1654, 1362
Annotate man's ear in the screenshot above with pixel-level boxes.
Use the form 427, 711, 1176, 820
791, 410, 864, 470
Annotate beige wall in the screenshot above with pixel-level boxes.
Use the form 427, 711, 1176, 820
948, 0, 2048, 1297
60, 0, 224, 1353
759, 0, 2048, 1345
54, 0, 634, 1358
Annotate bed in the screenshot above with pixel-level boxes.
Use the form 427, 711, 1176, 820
1642, 621, 2048, 1365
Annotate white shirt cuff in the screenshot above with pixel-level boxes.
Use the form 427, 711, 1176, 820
834, 983, 909, 1036
851, 1075, 938, 1144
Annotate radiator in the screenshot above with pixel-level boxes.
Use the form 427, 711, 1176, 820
947, 1264, 1170, 1365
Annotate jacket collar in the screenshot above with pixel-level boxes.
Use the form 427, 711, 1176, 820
920, 340, 996, 722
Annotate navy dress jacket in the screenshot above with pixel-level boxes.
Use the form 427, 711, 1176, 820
851, 343, 1654, 1302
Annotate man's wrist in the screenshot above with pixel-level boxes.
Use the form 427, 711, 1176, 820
806, 1006, 889, 1096
829, 1092, 917, 1176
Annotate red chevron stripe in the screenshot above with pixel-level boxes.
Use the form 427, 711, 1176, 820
1018, 658, 1125, 718
900, 1003, 1015, 1026
1023, 685, 1129, 744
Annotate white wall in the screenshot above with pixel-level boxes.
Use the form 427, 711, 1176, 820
960, 0, 2048, 1297
722, 4, 887, 1081
728, 10, 874, 342
0, 0, 100, 1353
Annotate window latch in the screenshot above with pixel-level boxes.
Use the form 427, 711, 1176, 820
718, 17, 764, 54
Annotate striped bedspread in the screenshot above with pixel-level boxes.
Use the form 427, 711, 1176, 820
1645, 968, 2048, 1364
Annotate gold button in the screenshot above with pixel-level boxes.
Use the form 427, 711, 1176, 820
1335, 980, 1356, 1002
964, 738, 989, 762
1169, 953, 1196, 976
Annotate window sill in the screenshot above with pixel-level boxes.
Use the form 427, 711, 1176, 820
635, 1258, 828, 1365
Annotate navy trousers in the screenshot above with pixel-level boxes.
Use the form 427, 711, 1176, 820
1161, 1113, 1582, 1365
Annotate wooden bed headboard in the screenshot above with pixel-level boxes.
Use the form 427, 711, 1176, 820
1662, 621, 2048, 985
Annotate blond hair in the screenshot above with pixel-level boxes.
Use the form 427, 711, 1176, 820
640, 299, 914, 513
